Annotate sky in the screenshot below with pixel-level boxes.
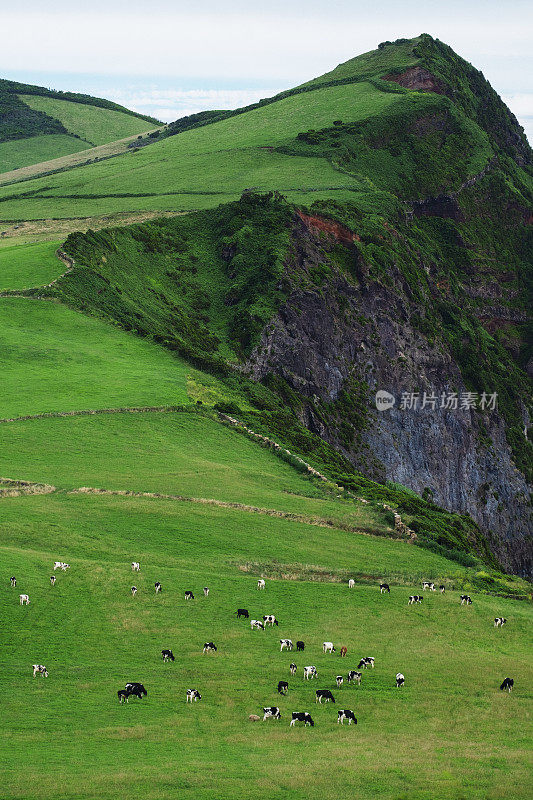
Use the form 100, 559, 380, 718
1, 0, 531, 141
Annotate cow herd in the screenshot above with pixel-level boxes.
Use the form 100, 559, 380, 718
11, 566, 516, 723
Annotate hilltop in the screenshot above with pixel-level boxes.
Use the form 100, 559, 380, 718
0, 78, 160, 172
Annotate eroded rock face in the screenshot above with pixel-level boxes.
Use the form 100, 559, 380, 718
382, 66, 447, 94
245, 217, 532, 576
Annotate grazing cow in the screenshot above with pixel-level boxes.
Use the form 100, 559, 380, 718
500, 678, 514, 693
303, 666, 318, 680
439, 585, 446, 593
184, 590, 194, 600
257, 579, 266, 590
263, 706, 281, 721
53, 562, 69, 571
50, 575, 56, 586
203, 587, 209, 597
248, 714, 260, 722
186, 689, 201, 703
32, 664, 48, 678
203, 642, 217, 653
347, 670, 362, 685
357, 657, 374, 669
161, 649, 175, 662
131, 562, 140, 572
289, 663, 297, 676
263, 614, 279, 627
250, 619, 265, 631
348, 579, 355, 589
19, 594, 29, 605
422, 582, 435, 591
494, 617, 507, 627
460, 595, 472, 605
155, 582, 162, 594
125, 682, 147, 699
290, 712, 314, 727
131, 586, 137, 597
323, 642, 335, 654
277, 681, 288, 695
237, 608, 249, 618
118, 689, 130, 703
280, 639, 293, 652
408, 595, 423, 604
296, 641, 305, 651
10, 576, 16, 588
340, 646, 347, 658
336, 675, 344, 688
337, 709, 357, 725
396, 673, 405, 687
316, 689, 335, 703
380, 583, 390, 594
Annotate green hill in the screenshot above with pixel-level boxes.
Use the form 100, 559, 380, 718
0, 78, 160, 172
0, 35, 532, 800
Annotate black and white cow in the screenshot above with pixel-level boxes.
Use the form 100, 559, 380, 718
257, 579, 266, 590
277, 681, 288, 695
186, 690, 201, 703
296, 641, 305, 651
494, 617, 507, 627
50, 575, 56, 587
336, 675, 344, 688
162, 649, 175, 662
303, 666, 318, 680
357, 657, 374, 669
422, 582, 435, 591
32, 664, 48, 677
396, 672, 405, 687
10, 576, 16, 588
19, 594, 29, 605
53, 562, 70, 571
290, 712, 314, 727
118, 689, 130, 703
263, 706, 281, 721
203, 587, 209, 597
316, 689, 335, 704
337, 709, 357, 725
250, 619, 265, 631
380, 583, 390, 594
131, 562, 140, 572
237, 608, 249, 618
347, 670, 362, 685
155, 582, 162, 594
203, 642, 217, 653
500, 678, 514, 692
131, 586, 137, 597
184, 590, 194, 600
408, 595, 423, 604
289, 663, 297, 676
323, 641, 335, 654
280, 639, 293, 651
439, 585, 446, 593
460, 595, 472, 605
125, 682, 147, 699
263, 615, 279, 627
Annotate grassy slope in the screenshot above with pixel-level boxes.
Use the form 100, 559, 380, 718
0, 134, 92, 172
0, 298, 190, 416
0, 240, 62, 289
1, 489, 531, 800
19, 95, 156, 146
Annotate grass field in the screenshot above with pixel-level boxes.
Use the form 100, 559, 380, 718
19, 94, 157, 146
0, 240, 62, 289
0, 134, 93, 173
1, 488, 531, 800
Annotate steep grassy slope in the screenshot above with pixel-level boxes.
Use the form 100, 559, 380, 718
0, 79, 159, 172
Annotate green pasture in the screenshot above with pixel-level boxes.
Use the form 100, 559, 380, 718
0, 134, 92, 173
0, 240, 62, 289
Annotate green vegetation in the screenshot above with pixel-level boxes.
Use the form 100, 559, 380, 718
0, 240, 63, 289
0, 134, 92, 172
20, 95, 157, 147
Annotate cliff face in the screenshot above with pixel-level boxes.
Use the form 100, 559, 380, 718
244, 214, 532, 576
